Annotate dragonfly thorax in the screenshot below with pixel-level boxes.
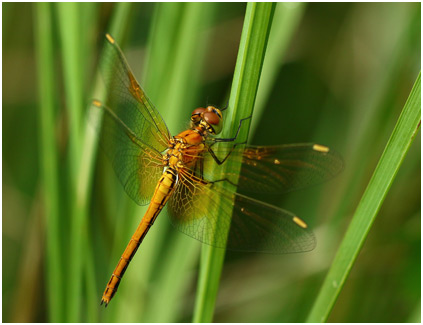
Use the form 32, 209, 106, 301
164, 135, 206, 170
191, 106, 223, 135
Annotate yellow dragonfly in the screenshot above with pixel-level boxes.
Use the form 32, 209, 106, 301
92, 34, 343, 306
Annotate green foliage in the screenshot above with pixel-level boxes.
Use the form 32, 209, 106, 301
3, 2, 420, 323
307, 73, 421, 322
34, 3, 63, 321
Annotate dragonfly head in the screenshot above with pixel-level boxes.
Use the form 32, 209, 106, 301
191, 106, 223, 135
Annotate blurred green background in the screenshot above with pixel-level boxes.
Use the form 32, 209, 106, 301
2, 2, 420, 323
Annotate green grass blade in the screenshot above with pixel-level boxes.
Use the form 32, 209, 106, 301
84, 246, 98, 322
306, 72, 421, 322
56, 3, 85, 321
77, 3, 99, 321
192, 3, 275, 322
408, 300, 421, 323
34, 3, 64, 322
77, 3, 133, 322
56, 3, 83, 165
143, 3, 185, 98
251, 2, 305, 135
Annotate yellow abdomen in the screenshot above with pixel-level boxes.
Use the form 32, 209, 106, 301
101, 168, 178, 306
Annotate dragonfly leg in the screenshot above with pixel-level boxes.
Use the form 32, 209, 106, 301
207, 140, 246, 166
220, 99, 229, 111
209, 177, 237, 187
214, 115, 252, 143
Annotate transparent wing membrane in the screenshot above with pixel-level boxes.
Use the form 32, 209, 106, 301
91, 34, 172, 206
198, 143, 343, 194
100, 34, 170, 152
168, 170, 316, 253
92, 34, 343, 252
92, 100, 164, 205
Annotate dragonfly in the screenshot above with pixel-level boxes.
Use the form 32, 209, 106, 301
92, 34, 343, 307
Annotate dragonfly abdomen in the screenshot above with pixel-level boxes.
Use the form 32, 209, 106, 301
101, 168, 178, 306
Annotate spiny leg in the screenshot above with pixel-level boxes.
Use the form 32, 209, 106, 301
214, 115, 252, 143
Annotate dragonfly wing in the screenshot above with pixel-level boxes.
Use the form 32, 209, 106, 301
99, 34, 170, 152
93, 100, 165, 206
167, 170, 316, 253
199, 143, 343, 194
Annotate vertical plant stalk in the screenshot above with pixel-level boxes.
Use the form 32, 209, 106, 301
192, 3, 275, 322
76, 3, 98, 322
54, 2, 133, 321
56, 3, 85, 321
77, 3, 133, 322
143, 3, 185, 99
306, 72, 421, 322
34, 3, 64, 322
56, 3, 83, 168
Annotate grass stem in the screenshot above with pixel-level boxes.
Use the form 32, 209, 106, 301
192, 3, 275, 322
306, 72, 421, 322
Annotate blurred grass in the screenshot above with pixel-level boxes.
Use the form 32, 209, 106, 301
2, 2, 421, 323
56, 3, 85, 321
82, 4, 134, 322
34, 3, 63, 321
251, 2, 305, 135
307, 72, 421, 322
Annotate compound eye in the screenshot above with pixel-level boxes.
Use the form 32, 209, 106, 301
203, 111, 220, 126
204, 111, 223, 134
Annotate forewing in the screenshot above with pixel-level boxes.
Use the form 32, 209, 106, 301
167, 170, 316, 253
100, 34, 170, 152
198, 142, 343, 194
